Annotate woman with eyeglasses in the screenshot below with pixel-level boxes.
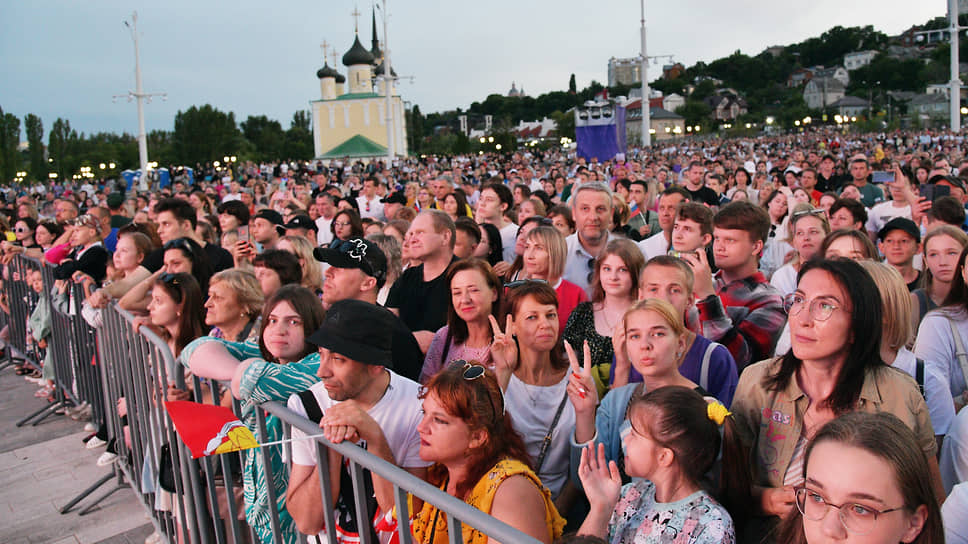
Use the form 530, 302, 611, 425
13, 217, 38, 248
523, 226, 588, 333
183, 285, 326, 544
420, 259, 502, 383
412, 362, 565, 544
770, 205, 831, 297
732, 258, 944, 540
563, 238, 645, 397
775, 412, 942, 544
330, 208, 364, 244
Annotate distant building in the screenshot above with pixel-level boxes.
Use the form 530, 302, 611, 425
704, 92, 748, 121
764, 45, 785, 58
513, 118, 557, 140
624, 101, 685, 142
910, 93, 949, 117
608, 57, 643, 86
804, 78, 846, 109
508, 82, 525, 97
926, 83, 968, 100
828, 96, 868, 117
662, 62, 685, 80
663, 93, 685, 112
844, 50, 878, 71
787, 68, 813, 88
811, 66, 850, 87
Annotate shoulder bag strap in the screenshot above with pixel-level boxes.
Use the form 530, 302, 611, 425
534, 393, 569, 473
915, 358, 926, 399
947, 317, 968, 389
700, 341, 720, 391
297, 389, 324, 424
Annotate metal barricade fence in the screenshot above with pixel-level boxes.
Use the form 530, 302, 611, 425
4, 267, 544, 544
1, 255, 43, 376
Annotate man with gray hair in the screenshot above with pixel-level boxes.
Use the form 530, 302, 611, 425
563, 182, 616, 295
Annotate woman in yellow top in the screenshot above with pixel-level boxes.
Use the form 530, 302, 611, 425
412, 361, 565, 544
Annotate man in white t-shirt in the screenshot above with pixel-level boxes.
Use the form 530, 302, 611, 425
356, 177, 385, 220
286, 299, 428, 540
315, 192, 337, 247
866, 173, 914, 237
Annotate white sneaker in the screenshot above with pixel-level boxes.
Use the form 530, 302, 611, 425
84, 422, 96, 432
96, 451, 118, 467
86, 436, 107, 449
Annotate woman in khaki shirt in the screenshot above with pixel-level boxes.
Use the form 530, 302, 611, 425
731, 258, 944, 537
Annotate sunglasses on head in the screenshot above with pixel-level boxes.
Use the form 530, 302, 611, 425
452, 360, 505, 418
163, 238, 195, 257
503, 278, 548, 289
159, 272, 181, 286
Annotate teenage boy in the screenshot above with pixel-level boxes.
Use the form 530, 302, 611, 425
626, 180, 660, 239
475, 181, 517, 262
638, 187, 690, 260
683, 201, 786, 371
671, 202, 713, 255
878, 217, 923, 292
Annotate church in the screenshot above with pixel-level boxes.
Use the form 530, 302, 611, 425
311, 10, 408, 161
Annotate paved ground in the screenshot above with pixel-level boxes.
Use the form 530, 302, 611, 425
0, 363, 153, 544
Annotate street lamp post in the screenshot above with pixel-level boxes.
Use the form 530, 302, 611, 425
951, 0, 962, 131
114, 12, 166, 191
639, 0, 650, 148
378, 0, 394, 166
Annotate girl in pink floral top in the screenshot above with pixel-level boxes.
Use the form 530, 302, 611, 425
576, 386, 737, 544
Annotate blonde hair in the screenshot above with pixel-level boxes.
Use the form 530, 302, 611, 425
209, 269, 264, 319
922, 225, 968, 296
623, 298, 687, 339
525, 226, 567, 282
280, 235, 324, 293
858, 260, 914, 352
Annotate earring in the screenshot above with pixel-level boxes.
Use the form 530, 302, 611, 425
176, 312, 181, 317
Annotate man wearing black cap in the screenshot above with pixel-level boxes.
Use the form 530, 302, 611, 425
286, 299, 428, 540
314, 238, 424, 381
251, 209, 285, 251
878, 217, 923, 291
380, 191, 406, 222
285, 215, 318, 244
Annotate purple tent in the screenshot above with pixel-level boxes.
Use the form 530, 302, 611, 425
575, 103, 626, 162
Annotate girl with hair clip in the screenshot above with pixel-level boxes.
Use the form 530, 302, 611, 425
182, 285, 326, 544
770, 205, 830, 297
575, 386, 738, 543
775, 411, 943, 544
413, 362, 566, 544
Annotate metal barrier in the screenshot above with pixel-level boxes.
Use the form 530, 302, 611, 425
3, 255, 546, 544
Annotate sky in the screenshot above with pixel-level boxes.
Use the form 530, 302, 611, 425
0, 1, 944, 140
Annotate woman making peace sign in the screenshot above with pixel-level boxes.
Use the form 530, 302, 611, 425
489, 281, 575, 504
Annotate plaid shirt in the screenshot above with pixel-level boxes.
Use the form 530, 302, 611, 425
697, 271, 786, 372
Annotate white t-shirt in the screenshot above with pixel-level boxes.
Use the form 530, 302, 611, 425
865, 201, 912, 234
637, 231, 670, 261
316, 216, 334, 247
357, 195, 385, 220
914, 311, 968, 398
505, 372, 575, 499
944, 482, 968, 544
769, 263, 798, 297
286, 370, 427, 470
941, 405, 968, 494
892, 347, 955, 438
499, 222, 519, 263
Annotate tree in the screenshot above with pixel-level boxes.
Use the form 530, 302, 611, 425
172, 105, 242, 166
241, 115, 285, 161
675, 100, 712, 127
0, 106, 21, 183
48, 117, 74, 180
283, 110, 314, 160
569, 74, 577, 94
407, 105, 425, 153
24, 114, 45, 181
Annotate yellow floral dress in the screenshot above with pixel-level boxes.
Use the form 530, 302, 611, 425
411, 458, 565, 544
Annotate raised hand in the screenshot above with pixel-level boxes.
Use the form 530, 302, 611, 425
488, 314, 518, 389
565, 339, 598, 415
578, 443, 622, 511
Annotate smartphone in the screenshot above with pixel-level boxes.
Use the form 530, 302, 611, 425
871, 171, 895, 184
238, 225, 250, 244
920, 184, 951, 202
667, 249, 697, 259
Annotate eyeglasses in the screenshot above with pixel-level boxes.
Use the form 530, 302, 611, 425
454, 360, 505, 418
795, 487, 904, 535
791, 208, 826, 222
784, 293, 842, 321
333, 221, 352, 228
503, 278, 548, 289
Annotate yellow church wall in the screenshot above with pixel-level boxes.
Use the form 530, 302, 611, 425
311, 95, 408, 157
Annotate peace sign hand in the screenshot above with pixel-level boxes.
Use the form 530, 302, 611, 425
489, 314, 518, 389
565, 339, 598, 415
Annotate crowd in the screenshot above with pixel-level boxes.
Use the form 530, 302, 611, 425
4, 126, 968, 544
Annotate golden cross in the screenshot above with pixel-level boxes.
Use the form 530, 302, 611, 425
351, 7, 361, 33
320, 40, 329, 61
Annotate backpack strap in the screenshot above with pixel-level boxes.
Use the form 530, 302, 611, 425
946, 317, 968, 393
700, 340, 720, 391
915, 358, 926, 399
297, 390, 323, 424
915, 290, 929, 322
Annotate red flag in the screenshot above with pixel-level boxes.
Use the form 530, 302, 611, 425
164, 401, 260, 459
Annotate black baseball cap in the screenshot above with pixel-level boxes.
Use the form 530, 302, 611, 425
878, 217, 921, 243
285, 215, 318, 232
312, 238, 387, 283
381, 191, 407, 205
254, 209, 286, 235
306, 299, 394, 367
